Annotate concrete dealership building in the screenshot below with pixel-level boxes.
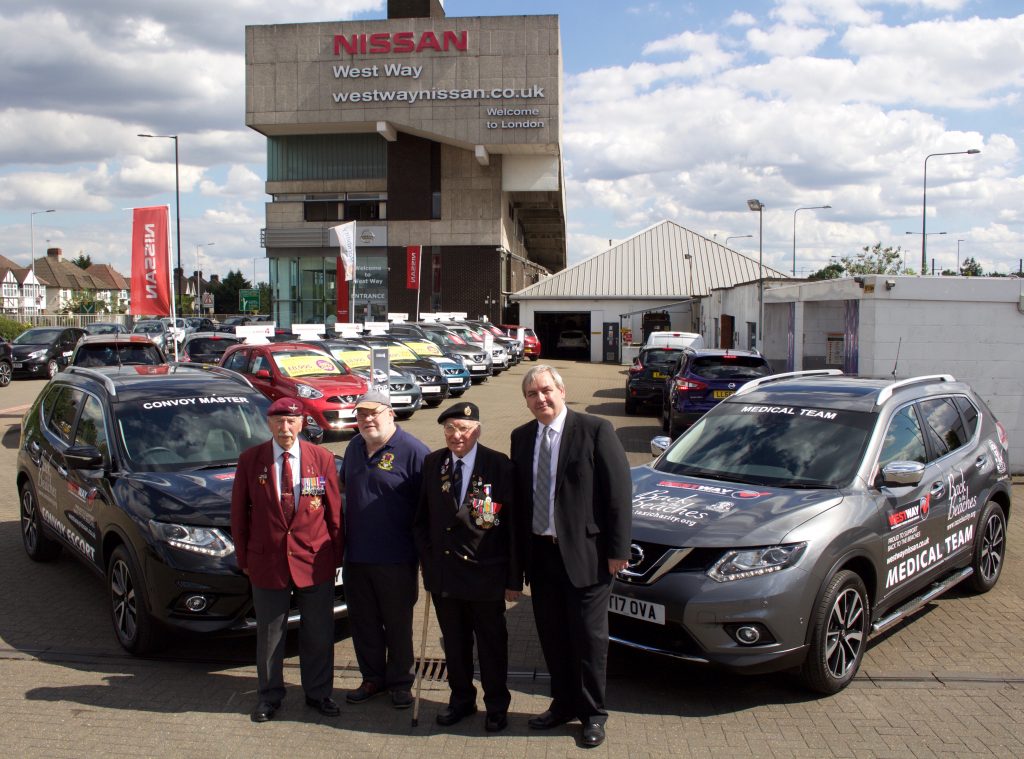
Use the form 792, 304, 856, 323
246, 0, 565, 326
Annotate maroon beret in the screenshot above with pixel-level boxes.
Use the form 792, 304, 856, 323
267, 397, 304, 417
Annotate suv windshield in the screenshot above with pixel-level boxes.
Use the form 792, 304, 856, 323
689, 355, 772, 380
115, 395, 269, 471
658, 403, 876, 488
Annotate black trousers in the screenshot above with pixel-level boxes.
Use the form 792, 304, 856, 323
432, 595, 511, 716
530, 535, 612, 724
344, 562, 419, 690
251, 580, 335, 705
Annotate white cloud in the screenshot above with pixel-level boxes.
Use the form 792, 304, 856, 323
746, 24, 831, 57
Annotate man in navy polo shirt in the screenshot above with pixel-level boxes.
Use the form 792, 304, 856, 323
341, 389, 429, 709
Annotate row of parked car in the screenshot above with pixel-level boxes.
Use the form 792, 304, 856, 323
13, 316, 540, 655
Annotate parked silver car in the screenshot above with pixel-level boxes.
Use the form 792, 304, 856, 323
614, 371, 1011, 694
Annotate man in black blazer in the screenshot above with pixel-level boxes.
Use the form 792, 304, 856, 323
511, 364, 632, 748
414, 402, 521, 733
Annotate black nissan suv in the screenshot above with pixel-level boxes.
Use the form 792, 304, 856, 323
16, 363, 343, 654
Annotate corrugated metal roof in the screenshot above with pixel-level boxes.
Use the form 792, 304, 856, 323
514, 219, 789, 299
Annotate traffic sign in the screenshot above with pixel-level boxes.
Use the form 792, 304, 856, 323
239, 289, 259, 311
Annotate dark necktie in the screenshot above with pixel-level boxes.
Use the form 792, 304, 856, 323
280, 451, 295, 513
451, 458, 463, 509
533, 426, 552, 534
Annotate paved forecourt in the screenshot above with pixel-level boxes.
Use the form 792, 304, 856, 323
0, 360, 1021, 758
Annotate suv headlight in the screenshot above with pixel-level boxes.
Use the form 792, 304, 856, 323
708, 543, 807, 582
295, 384, 323, 399
28, 349, 47, 359
151, 521, 234, 557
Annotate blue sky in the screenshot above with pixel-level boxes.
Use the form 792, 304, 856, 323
1, 0, 1021, 281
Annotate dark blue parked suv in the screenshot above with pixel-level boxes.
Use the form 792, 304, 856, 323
662, 348, 771, 438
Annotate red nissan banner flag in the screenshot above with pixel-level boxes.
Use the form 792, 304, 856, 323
130, 205, 172, 316
336, 257, 350, 321
406, 245, 420, 290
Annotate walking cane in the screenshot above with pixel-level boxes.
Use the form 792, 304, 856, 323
411, 590, 432, 727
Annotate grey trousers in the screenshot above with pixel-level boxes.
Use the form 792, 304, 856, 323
251, 580, 335, 705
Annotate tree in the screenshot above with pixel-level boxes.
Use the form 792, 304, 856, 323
71, 252, 92, 270
60, 292, 107, 314
838, 243, 905, 275
960, 257, 982, 277
207, 270, 252, 314
808, 262, 845, 280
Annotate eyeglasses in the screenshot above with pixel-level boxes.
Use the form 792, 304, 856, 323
443, 423, 478, 435
355, 406, 389, 420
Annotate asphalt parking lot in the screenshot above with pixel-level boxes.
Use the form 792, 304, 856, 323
1, 359, 1022, 758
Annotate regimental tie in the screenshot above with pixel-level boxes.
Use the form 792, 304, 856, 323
451, 458, 464, 510
280, 451, 295, 514
532, 425, 553, 534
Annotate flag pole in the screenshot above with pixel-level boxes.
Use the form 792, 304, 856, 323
166, 204, 179, 361
414, 244, 423, 321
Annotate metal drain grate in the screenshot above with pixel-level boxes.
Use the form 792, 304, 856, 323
414, 657, 448, 682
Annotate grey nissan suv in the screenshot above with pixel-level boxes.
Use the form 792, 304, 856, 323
613, 370, 1011, 694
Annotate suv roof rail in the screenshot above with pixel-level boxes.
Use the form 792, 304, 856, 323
875, 374, 956, 406
167, 362, 255, 389
66, 366, 118, 396
733, 369, 844, 398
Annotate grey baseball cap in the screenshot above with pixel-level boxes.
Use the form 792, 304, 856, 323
354, 389, 392, 410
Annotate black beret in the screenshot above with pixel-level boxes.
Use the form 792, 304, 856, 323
437, 402, 480, 424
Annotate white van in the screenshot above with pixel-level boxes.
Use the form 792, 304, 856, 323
643, 331, 704, 350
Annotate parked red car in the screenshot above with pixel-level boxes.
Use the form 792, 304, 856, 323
219, 342, 368, 433
497, 324, 541, 360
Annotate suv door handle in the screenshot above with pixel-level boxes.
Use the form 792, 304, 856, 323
974, 454, 988, 470
929, 481, 946, 500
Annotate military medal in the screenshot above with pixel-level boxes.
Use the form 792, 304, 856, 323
309, 496, 322, 511
258, 468, 268, 487
471, 484, 501, 528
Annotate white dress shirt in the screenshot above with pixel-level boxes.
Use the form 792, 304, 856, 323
272, 439, 301, 505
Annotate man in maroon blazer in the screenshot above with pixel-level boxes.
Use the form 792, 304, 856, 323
231, 397, 343, 723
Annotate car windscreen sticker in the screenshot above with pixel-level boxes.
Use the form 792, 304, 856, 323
386, 345, 417, 362
406, 340, 442, 356
657, 480, 769, 499
213, 472, 236, 481
276, 355, 341, 378
332, 349, 370, 368
141, 396, 251, 410
738, 405, 839, 420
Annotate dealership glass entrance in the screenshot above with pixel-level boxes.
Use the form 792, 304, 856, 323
268, 251, 388, 327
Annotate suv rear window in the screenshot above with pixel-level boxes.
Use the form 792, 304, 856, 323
689, 356, 772, 380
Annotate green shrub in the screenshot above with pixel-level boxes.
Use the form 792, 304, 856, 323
0, 316, 30, 341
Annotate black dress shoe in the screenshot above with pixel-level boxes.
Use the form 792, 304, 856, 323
582, 721, 606, 748
484, 712, 508, 733
528, 710, 573, 730
435, 704, 478, 726
305, 696, 340, 717
250, 702, 278, 723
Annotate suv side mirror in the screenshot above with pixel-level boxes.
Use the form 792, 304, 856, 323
64, 444, 105, 471
880, 460, 925, 488
255, 368, 272, 379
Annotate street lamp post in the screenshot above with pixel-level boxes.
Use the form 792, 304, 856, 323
956, 239, 965, 275
138, 133, 181, 312
747, 199, 765, 349
792, 205, 832, 276
724, 234, 752, 247
195, 242, 214, 314
29, 209, 56, 314
920, 149, 980, 274
905, 229, 942, 274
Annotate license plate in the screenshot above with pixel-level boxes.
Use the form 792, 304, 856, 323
334, 566, 344, 586
13, 362, 22, 369
713, 390, 735, 399
392, 395, 411, 404
421, 385, 439, 393
608, 593, 665, 624
471, 364, 486, 370
448, 378, 464, 385
652, 371, 667, 379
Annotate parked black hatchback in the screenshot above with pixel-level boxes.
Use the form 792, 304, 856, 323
11, 326, 87, 379
16, 363, 344, 654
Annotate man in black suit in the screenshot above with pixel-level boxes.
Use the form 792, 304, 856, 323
414, 402, 520, 733
511, 364, 632, 748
